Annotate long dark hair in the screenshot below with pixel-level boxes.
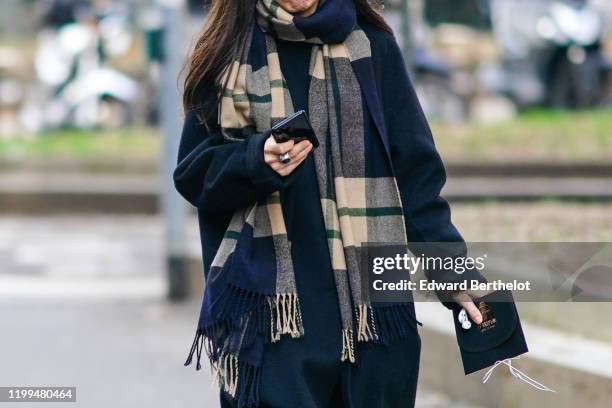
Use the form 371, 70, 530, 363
183, 0, 392, 122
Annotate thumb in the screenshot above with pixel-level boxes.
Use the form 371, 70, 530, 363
460, 300, 483, 325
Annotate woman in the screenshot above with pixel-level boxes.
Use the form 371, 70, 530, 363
174, 0, 485, 407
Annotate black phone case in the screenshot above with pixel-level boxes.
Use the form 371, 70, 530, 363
271, 110, 319, 148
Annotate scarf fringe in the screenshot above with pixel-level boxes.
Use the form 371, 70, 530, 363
184, 287, 304, 407
217, 354, 261, 407
341, 328, 356, 363
184, 330, 205, 370
185, 290, 305, 364
269, 293, 304, 342
199, 348, 261, 408
184, 331, 261, 407
356, 304, 379, 342
372, 304, 422, 345
211, 284, 305, 345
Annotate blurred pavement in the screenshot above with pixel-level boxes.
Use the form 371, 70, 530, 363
0, 216, 215, 408
0, 298, 218, 408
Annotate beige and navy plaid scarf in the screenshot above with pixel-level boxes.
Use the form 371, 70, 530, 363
185, 1, 416, 406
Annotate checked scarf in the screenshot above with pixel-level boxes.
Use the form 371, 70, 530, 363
185, 1, 417, 406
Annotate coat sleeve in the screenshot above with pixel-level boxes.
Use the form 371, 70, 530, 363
173, 110, 288, 214
380, 37, 485, 293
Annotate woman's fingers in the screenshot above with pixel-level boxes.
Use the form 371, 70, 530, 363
263, 137, 292, 165
262, 133, 313, 176
460, 300, 483, 325
266, 139, 311, 161
264, 135, 294, 155
270, 142, 313, 176
265, 150, 307, 169
289, 140, 312, 156
277, 145, 312, 176
451, 289, 492, 325
275, 144, 311, 172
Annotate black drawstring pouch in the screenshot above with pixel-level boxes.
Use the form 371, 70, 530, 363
452, 290, 529, 375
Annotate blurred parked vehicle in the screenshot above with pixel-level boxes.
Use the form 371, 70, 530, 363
489, 0, 612, 109
385, 0, 470, 122
0, 47, 28, 137
21, 0, 139, 131
412, 47, 468, 123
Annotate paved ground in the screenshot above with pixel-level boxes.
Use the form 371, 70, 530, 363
0, 215, 478, 408
0, 299, 218, 408
0, 215, 209, 408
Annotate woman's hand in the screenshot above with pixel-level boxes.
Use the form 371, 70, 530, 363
452, 289, 492, 325
264, 135, 313, 177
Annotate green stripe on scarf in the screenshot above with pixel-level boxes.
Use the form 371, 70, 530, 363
223, 230, 241, 240
327, 229, 343, 240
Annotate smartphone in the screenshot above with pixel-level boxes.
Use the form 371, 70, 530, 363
271, 110, 319, 148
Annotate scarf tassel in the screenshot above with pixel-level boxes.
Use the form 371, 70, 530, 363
342, 304, 421, 362
184, 330, 205, 370
372, 304, 422, 345
184, 330, 261, 407
341, 328, 356, 363
356, 304, 379, 342
185, 288, 304, 407
209, 283, 305, 344
186, 289, 305, 363
213, 353, 261, 408
269, 293, 304, 342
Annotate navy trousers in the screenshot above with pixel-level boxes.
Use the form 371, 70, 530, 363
220, 327, 421, 408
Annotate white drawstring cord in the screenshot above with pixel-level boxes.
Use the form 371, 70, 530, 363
482, 357, 556, 393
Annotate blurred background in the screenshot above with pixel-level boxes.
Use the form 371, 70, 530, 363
1, 0, 611, 407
